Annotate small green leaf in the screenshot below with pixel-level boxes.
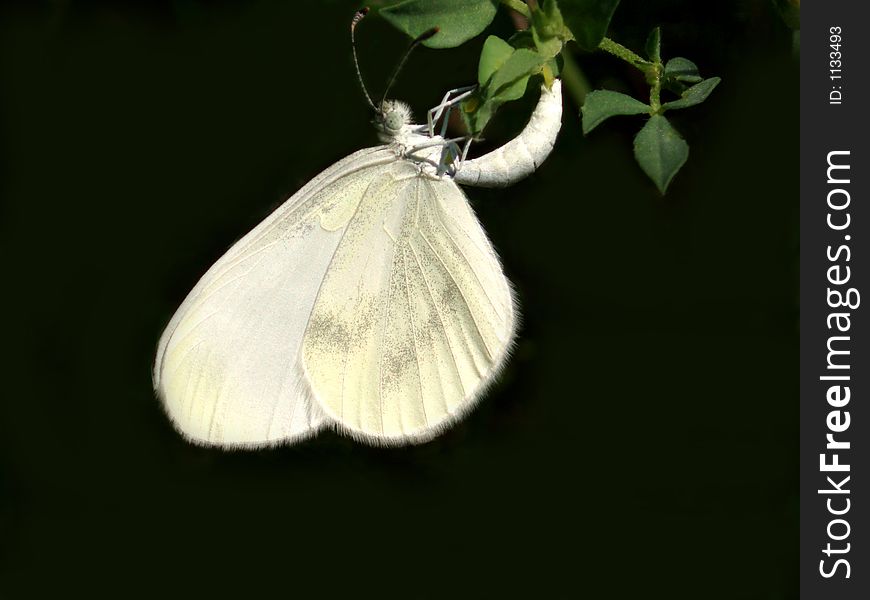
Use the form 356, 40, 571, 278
380, 0, 498, 49
462, 94, 494, 136
508, 30, 535, 49
581, 89, 650, 134
546, 56, 562, 78
494, 75, 532, 103
662, 77, 720, 111
559, 0, 621, 51
531, 0, 569, 58
645, 27, 661, 62
663, 57, 703, 94
478, 38, 544, 104
487, 48, 546, 100
664, 57, 702, 83
478, 36, 515, 86
633, 115, 689, 194
464, 48, 547, 135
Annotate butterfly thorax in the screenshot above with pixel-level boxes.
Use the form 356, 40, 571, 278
375, 99, 454, 180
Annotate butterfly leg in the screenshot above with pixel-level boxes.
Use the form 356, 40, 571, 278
424, 86, 476, 138
405, 136, 469, 177
451, 137, 474, 175
437, 137, 474, 177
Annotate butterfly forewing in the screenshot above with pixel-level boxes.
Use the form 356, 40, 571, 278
153, 148, 396, 446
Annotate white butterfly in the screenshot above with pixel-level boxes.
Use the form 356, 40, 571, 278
153, 27, 562, 447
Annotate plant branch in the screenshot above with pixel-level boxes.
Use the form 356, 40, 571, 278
598, 36, 663, 112
649, 63, 663, 112
597, 37, 651, 71
560, 51, 590, 107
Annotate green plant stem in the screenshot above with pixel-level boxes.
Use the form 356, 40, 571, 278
500, 0, 531, 18
597, 37, 650, 71
598, 36, 663, 112
560, 51, 590, 106
649, 63, 663, 112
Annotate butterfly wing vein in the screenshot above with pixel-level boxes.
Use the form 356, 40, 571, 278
301, 162, 516, 443
154, 148, 397, 446
156, 147, 518, 447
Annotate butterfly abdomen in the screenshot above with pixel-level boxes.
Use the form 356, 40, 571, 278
455, 80, 562, 188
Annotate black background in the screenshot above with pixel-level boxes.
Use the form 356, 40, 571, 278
1, 1, 797, 597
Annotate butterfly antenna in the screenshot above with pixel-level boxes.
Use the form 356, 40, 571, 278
380, 26, 439, 106
351, 8, 377, 111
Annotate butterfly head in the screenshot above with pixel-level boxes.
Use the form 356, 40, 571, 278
375, 100, 413, 142
351, 10, 435, 145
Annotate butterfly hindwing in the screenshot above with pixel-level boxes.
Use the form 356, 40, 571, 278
302, 161, 517, 444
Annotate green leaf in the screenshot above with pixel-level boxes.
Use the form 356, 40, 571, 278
559, 0, 621, 51
581, 89, 650, 134
546, 56, 562, 78
478, 36, 515, 86
645, 27, 661, 62
662, 77, 720, 111
508, 30, 535, 49
380, 0, 498, 49
487, 49, 546, 99
464, 48, 547, 134
663, 57, 702, 94
633, 115, 689, 194
462, 94, 494, 136
664, 57, 702, 83
531, 0, 569, 58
